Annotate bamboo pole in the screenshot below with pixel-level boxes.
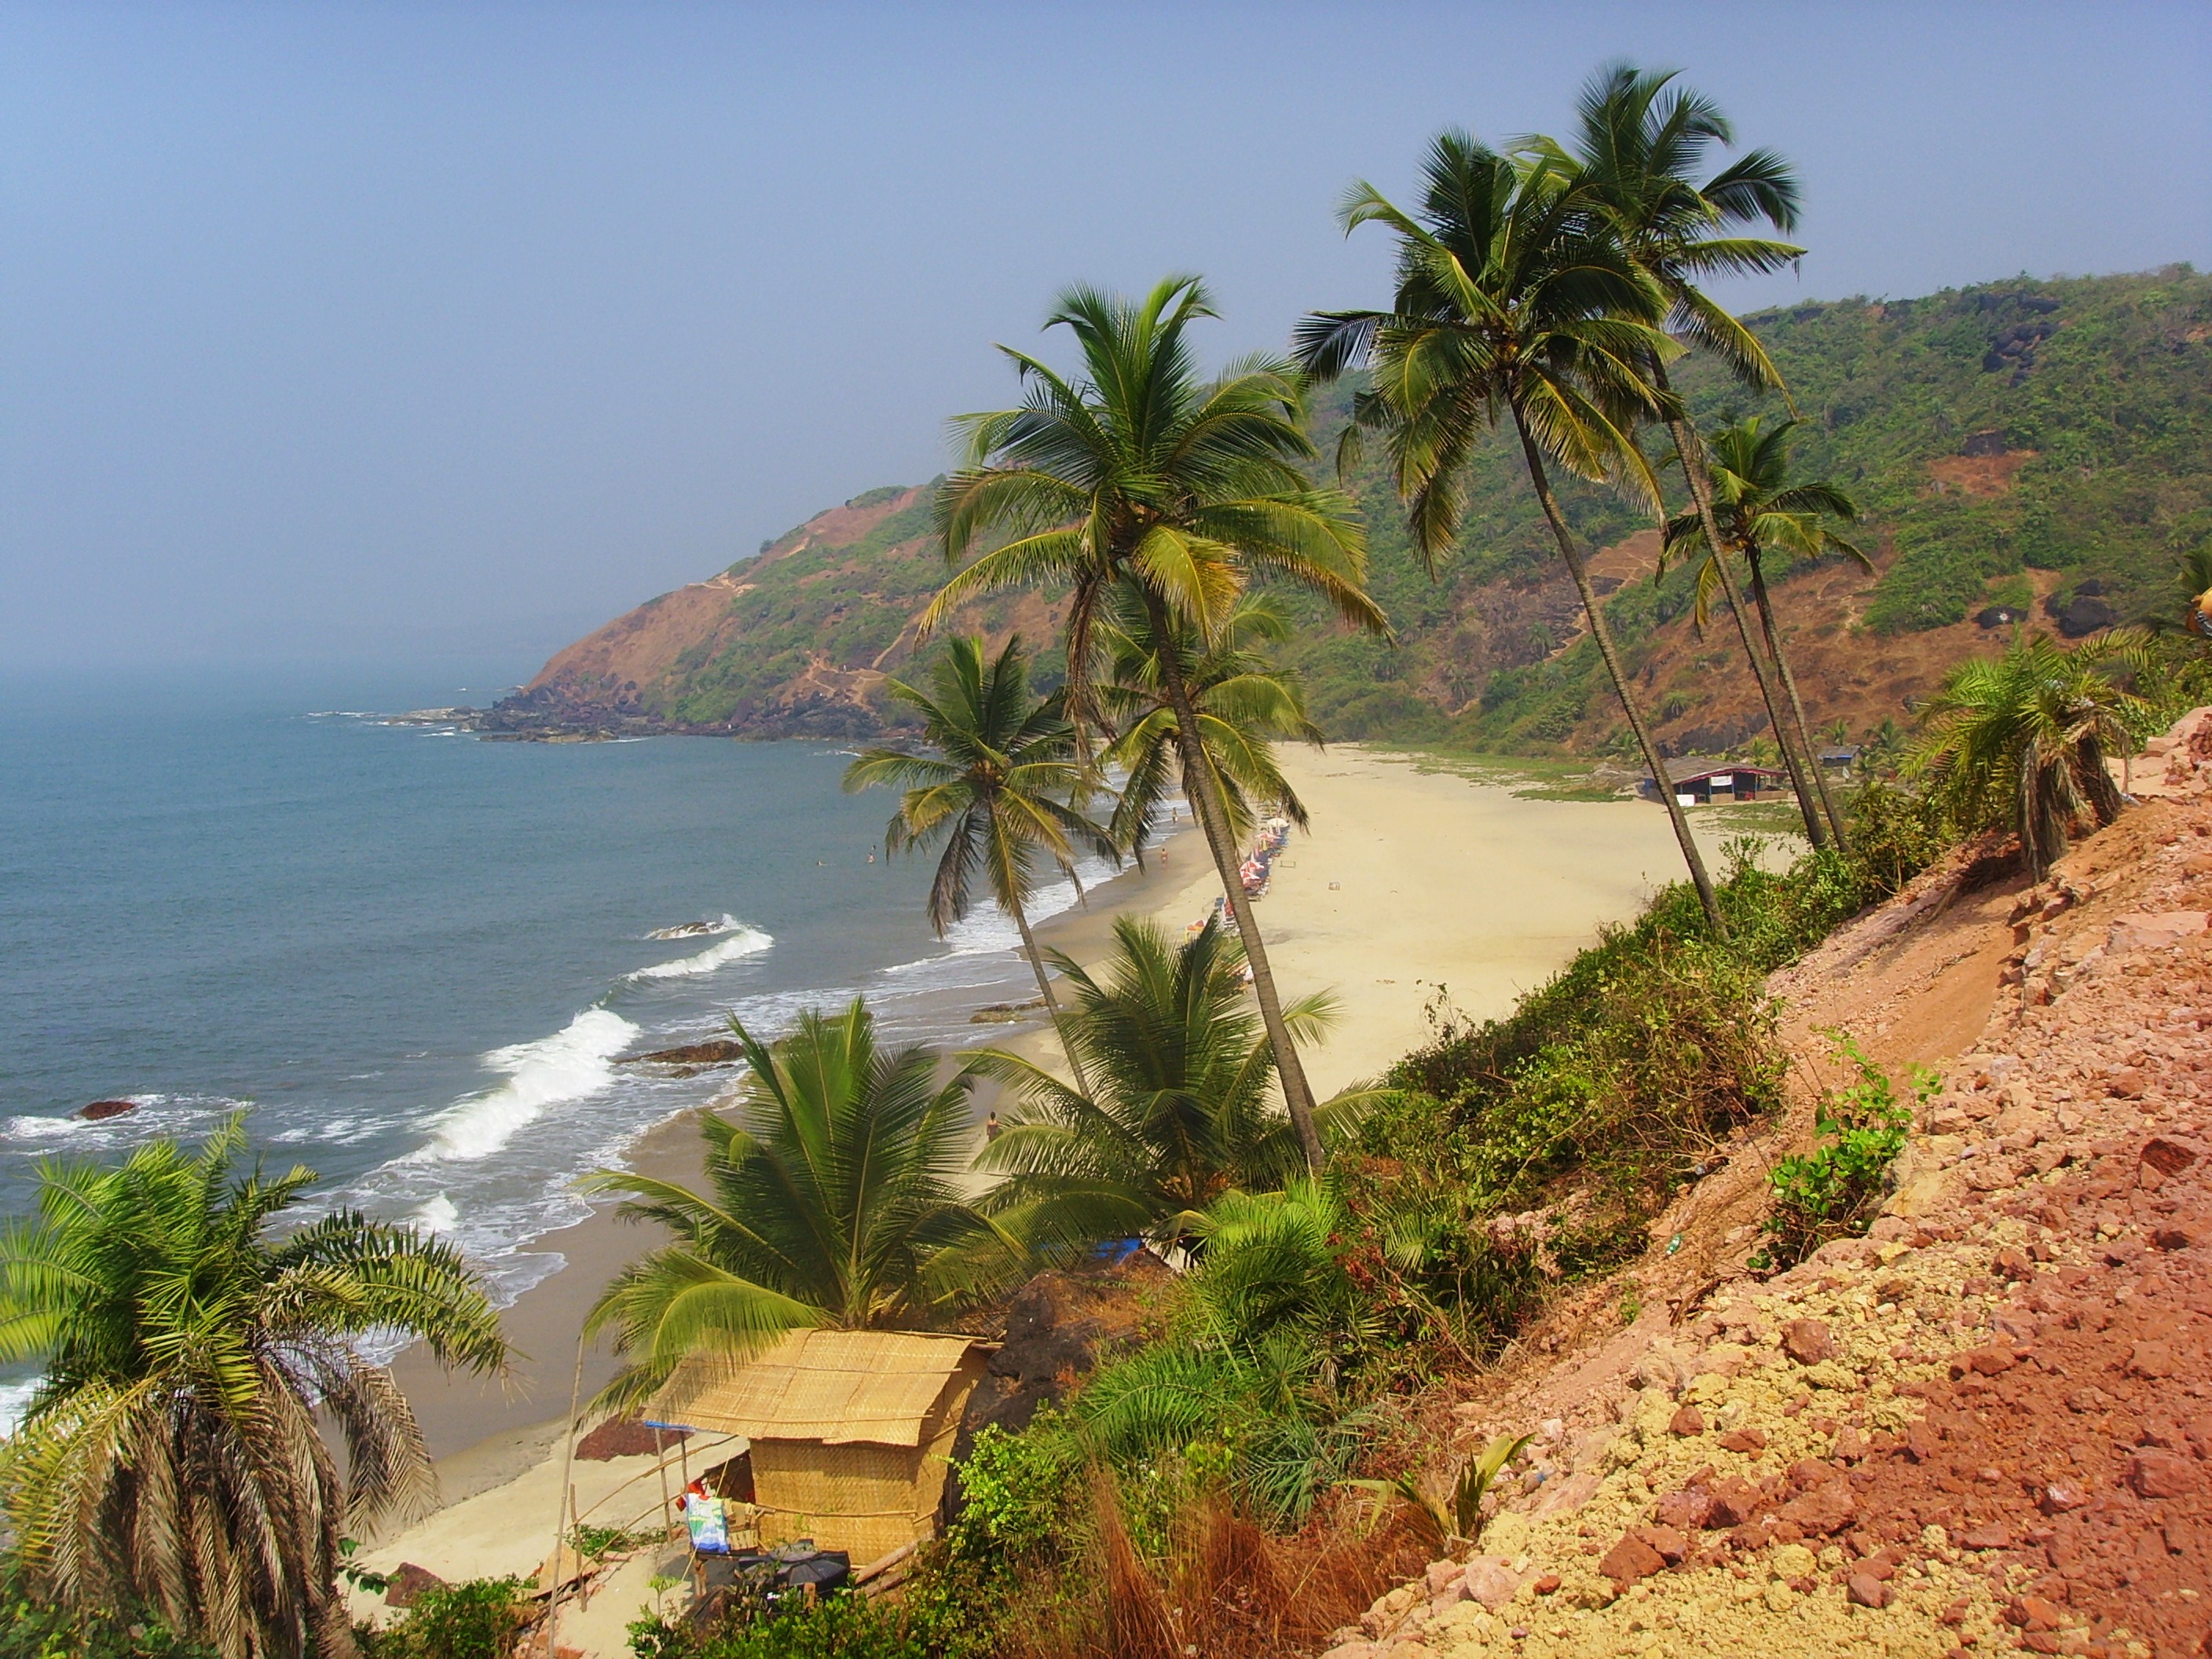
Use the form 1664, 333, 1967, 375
654, 1425, 672, 1537
541, 1331, 588, 1659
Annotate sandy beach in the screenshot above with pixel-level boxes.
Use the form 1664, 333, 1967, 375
353, 747, 1792, 1642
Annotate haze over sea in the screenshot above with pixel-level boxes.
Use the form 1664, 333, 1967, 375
0, 667, 1107, 1386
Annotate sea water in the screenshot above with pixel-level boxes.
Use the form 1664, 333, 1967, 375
0, 665, 1115, 1412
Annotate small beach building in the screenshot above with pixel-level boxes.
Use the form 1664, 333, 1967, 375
1641, 764, 1789, 806
642, 1328, 991, 1564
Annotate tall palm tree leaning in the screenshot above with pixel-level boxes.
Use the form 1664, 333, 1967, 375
922, 276, 1386, 1170
1541, 62, 1836, 848
844, 634, 1116, 1097
1663, 416, 1870, 842
1093, 589, 1324, 859
581, 1002, 1016, 1406
0, 1117, 507, 1659
1295, 134, 1724, 927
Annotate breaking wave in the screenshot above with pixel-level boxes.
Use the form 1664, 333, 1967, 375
405, 1007, 638, 1164
629, 924, 773, 980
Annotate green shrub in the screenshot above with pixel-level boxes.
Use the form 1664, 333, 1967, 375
624, 1563, 999, 1659
362, 1577, 528, 1659
1844, 781, 1956, 897
948, 1419, 1080, 1561
569, 1523, 655, 1561
1756, 1039, 1935, 1269
0, 1557, 209, 1659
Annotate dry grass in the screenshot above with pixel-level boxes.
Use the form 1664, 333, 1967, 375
1006, 1485, 1427, 1659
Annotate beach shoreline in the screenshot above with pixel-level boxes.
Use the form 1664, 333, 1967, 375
361, 748, 1793, 1612
380, 814, 1208, 1468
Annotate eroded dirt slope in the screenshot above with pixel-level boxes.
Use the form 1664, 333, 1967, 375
1328, 711, 2212, 1659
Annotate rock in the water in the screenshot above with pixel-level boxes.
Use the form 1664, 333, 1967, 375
77, 1100, 138, 1121
619, 1039, 745, 1069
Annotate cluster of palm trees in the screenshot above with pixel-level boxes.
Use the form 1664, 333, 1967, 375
581, 62, 1884, 1408
0, 61, 1915, 1659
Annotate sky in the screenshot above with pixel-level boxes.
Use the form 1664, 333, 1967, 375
2, 2, 2207, 676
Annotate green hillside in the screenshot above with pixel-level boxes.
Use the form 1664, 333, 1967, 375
1277, 264, 2212, 751
492, 266, 2211, 749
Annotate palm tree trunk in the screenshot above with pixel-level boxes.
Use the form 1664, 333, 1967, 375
1141, 590, 1326, 1171
1649, 371, 1829, 850
1008, 892, 1093, 1100
1746, 548, 1850, 845
1511, 411, 1723, 929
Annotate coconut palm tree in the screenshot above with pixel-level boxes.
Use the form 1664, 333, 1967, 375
844, 635, 1117, 1095
1538, 63, 1832, 846
581, 1002, 1016, 1406
974, 915, 1337, 1255
1295, 133, 1723, 925
1093, 588, 1324, 858
1906, 633, 2153, 877
0, 1117, 507, 1659
924, 275, 1386, 1169
2139, 543, 2212, 639
1661, 417, 1869, 843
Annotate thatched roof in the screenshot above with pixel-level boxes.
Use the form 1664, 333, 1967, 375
641, 1329, 990, 1448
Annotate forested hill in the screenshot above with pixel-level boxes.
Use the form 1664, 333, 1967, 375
485, 266, 2211, 750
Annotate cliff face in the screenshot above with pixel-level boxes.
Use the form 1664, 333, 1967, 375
491, 268, 2212, 749
483, 485, 1060, 738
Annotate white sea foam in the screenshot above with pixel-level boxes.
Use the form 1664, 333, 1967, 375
407, 1007, 638, 1163
0, 1376, 42, 1436
4, 1094, 248, 1148
628, 924, 773, 980
644, 913, 742, 941
414, 1192, 460, 1234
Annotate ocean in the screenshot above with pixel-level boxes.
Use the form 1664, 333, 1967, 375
0, 666, 1111, 1410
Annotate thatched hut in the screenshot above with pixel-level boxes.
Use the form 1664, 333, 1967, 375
643, 1329, 991, 1563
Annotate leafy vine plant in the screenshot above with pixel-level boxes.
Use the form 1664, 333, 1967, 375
1754, 1034, 1939, 1270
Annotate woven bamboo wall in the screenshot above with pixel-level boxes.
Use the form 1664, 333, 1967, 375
752, 1437, 931, 1562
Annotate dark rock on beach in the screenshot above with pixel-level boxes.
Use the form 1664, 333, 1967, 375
576, 1414, 690, 1461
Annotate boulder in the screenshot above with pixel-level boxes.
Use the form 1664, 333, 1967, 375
953, 1253, 1174, 1455
384, 1563, 445, 1608
2049, 592, 2119, 638
1848, 1573, 1895, 1609
2106, 912, 2208, 957
2127, 1450, 2199, 1499
1778, 1480, 1855, 1536
575, 1415, 687, 1460
2141, 1136, 2203, 1177
1460, 1556, 1522, 1610
1598, 1531, 1667, 1586
1781, 1319, 1833, 1364
77, 1099, 138, 1122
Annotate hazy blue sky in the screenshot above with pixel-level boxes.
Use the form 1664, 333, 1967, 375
3, 2, 2207, 674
